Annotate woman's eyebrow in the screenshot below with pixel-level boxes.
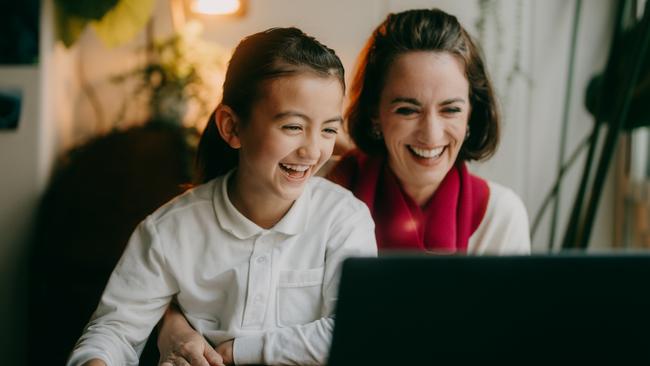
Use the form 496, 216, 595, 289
440, 98, 466, 105
390, 97, 421, 106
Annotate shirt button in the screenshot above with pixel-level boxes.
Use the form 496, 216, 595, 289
254, 294, 264, 303
256, 256, 267, 264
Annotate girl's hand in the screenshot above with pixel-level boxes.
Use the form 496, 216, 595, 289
215, 340, 234, 365
158, 304, 224, 366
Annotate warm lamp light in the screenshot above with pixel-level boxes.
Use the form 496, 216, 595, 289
170, 0, 246, 32
192, 0, 242, 15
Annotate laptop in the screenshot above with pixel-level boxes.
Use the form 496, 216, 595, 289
327, 254, 650, 364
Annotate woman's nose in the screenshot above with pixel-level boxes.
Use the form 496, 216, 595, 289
420, 112, 444, 142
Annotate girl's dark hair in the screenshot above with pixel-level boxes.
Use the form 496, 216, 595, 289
195, 27, 345, 183
347, 8, 500, 161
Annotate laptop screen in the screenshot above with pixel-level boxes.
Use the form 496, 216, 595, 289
328, 254, 650, 364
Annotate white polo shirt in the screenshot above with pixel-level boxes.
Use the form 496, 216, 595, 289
67, 171, 378, 366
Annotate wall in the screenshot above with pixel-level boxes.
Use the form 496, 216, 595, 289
525, 0, 618, 250
0, 66, 40, 364
0, 0, 70, 362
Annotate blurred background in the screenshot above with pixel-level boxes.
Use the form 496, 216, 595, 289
0, 0, 648, 364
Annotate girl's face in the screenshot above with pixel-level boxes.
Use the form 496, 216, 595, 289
375, 51, 470, 199
236, 72, 343, 204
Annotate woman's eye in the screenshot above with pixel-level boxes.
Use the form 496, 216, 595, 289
323, 128, 339, 135
395, 107, 418, 116
442, 107, 462, 114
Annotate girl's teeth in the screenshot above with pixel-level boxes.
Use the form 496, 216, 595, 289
280, 163, 310, 172
409, 146, 444, 158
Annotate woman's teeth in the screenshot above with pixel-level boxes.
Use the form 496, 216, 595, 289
408, 145, 444, 158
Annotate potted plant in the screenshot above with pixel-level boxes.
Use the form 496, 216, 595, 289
54, 0, 155, 48
112, 20, 228, 126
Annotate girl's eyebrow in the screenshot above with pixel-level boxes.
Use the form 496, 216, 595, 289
273, 111, 343, 124
324, 117, 343, 124
273, 111, 309, 120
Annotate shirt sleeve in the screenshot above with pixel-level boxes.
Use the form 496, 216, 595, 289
67, 218, 179, 366
469, 183, 531, 255
234, 205, 378, 365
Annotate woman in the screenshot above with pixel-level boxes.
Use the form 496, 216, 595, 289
328, 8, 530, 254
157, 8, 530, 365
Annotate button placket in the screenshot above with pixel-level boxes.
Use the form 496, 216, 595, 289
242, 234, 273, 328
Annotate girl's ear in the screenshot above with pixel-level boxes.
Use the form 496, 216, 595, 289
215, 104, 242, 149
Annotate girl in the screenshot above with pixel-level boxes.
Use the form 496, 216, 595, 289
67, 27, 377, 366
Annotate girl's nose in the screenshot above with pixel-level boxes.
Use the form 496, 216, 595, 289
297, 136, 320, 160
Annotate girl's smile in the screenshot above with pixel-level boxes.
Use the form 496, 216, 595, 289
278, 162, 314, 180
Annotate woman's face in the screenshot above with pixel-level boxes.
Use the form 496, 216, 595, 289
375, 51, 470, 200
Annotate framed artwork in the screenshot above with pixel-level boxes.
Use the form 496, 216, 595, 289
0, 0, 39, 65
0, 89, 21, 130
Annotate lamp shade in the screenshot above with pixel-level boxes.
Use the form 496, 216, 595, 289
191, 0, 242, 15
585, 21, 650, 130
585, 73, 649, 130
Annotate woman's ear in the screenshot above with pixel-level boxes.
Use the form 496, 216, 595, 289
215, 104, 242, 149
370, 106, 380, 130
370, 112, 383, 140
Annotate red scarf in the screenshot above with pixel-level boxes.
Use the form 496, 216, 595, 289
328, 150, 490, 253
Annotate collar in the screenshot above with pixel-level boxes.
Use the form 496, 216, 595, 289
212, 170, 311, 239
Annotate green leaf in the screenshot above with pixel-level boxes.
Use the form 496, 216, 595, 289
91, 0, 155, 48
55, 0, 119, 20
54, 3, 90, 48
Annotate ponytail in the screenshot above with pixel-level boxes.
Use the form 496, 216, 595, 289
194, 110, 238, 183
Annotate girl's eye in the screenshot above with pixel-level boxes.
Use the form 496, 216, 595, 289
395, 107, 418, 116
283, 125, 303, 131
323, 128, 339, 135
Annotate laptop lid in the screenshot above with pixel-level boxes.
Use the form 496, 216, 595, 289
328, 254, 650, 364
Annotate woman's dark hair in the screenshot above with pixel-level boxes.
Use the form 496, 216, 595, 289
347, 8, 499, 161
195, 27, 345, 183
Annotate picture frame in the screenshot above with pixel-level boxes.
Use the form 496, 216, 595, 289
0, 89, 22, 130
